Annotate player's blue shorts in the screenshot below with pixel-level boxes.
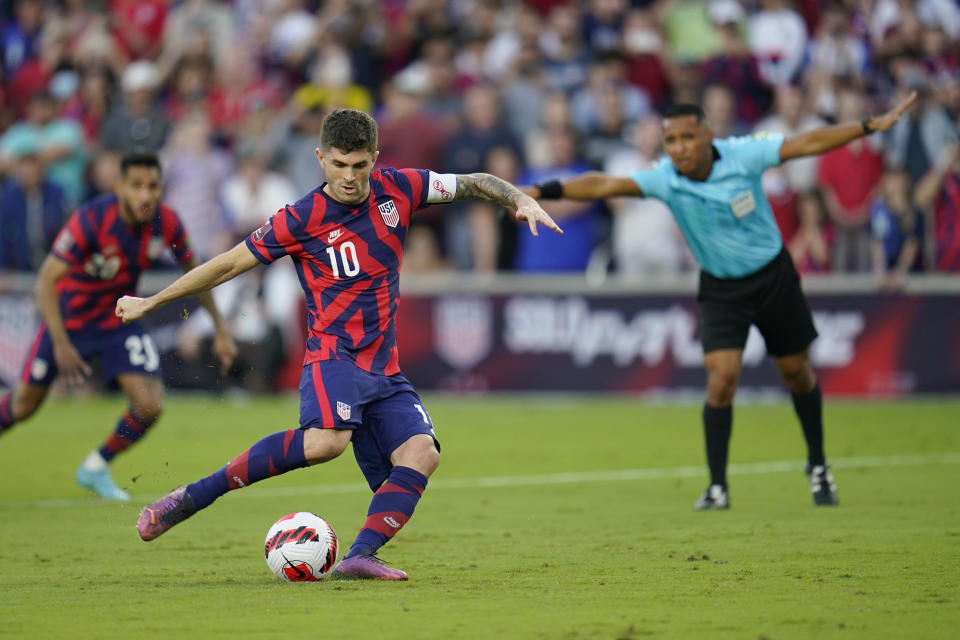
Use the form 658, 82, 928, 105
299, 359, 439, 491
20, 320, 163, 387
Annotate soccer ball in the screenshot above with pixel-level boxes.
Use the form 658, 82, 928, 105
264, 512, 339, 582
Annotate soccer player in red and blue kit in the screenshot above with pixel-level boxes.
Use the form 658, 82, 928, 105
0, 150, 237, 500
116, 109, 562, 580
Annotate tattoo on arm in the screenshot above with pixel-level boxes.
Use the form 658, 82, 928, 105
454, 173, 524, 208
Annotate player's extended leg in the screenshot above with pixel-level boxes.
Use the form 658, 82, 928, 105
137, 427, 351, 541
694, 348, 743, 510
775, 350, 838, 506
335, 434, 440, 581
0, 383, 49, 437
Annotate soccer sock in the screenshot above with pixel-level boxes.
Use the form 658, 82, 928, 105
98, 409, 158, 462
345, 466, 428, 559
791, 383, 825, 467
0, 393, 14, 434
703, 404, 733, 488
186, 429, 307, 510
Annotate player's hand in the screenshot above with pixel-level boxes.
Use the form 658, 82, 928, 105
115, 295, 152, 323
869, 91, 918, 132
514, 196, 564, 236
212, 328, 238, 375
52, 341, 92, 387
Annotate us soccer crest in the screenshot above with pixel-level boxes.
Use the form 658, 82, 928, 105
378, 200, 399, 227
434, 296, 493, 371
336, 401, 351, 421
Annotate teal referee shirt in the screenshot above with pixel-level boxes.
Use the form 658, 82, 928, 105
629, 133, 786, 278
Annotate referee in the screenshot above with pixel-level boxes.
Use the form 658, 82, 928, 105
528, 91, 917, 509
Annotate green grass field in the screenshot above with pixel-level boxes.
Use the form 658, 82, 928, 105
0, 394, 957, 639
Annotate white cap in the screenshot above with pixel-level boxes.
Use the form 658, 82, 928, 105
708, 0, 745, 25
392, 63, 430, 96
122, 60, 159, 93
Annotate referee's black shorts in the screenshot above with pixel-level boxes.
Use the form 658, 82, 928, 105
697, 247, 818, 357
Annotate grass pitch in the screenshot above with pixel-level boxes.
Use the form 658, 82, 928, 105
0, 394, 957, 639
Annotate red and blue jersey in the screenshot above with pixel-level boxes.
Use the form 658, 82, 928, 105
245, 167, 445, 375
51, 194, 194, 330
935, 173, 960, 271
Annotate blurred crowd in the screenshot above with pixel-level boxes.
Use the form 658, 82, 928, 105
0, 0, 958, 389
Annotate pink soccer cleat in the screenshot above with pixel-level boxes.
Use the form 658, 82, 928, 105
332, 553, 409, 581
137, 486, 198, 541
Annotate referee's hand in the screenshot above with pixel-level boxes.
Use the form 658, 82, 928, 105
870, 91, 918, 132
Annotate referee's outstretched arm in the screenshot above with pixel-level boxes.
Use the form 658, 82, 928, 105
522, 173, 643, 201
779, 91, 917, 162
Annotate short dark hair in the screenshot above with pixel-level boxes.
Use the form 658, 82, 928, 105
320, 109, 378, 154
120, 149, 163, 176
663, 103, 706, 123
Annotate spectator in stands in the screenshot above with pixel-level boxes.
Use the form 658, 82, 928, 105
571, 52, 650, 136
885, 77, 959, 182
701, 0, 770, 125
539, 3, 590, 93
376, 76, 448, 173
620, 9, 671, 110
2, 0, 44, 79
748, 0, 809, 86
277, 104, 326, 197
582, 0, 628, 54
265, 0, 317, 77
206, 43, 282, 145
61, 66, 114, 148
160, 109, 233, 260
416, 37, 468, 130
0, 89, 87, 207
870, 169, 922, 291
804, 6, 869, 120
525, 91, 574, 169
500, 33, 550, 146
442, 84, 521, 269
163, 54, 214, 123
817, 89, 886, 272
702, 83, 748, 138
660, 0, 723, 63
85, 150, 121, 200
99, 60, 170, 153
581, 82, 632, 168
515, 127, 604, 272
162, 0, 234, 68
914, 144, 960, 271
755, 84, 829, 272
293, 42, 374, 115
0, 136, 69, 271
221, 144, 297, 236
604, 113, 689, 275
110, 0, 168, 62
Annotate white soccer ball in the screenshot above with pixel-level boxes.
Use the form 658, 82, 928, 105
264, 512, 339, 582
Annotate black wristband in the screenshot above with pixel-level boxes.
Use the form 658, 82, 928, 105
861, 118, 872, 135
536, 180, 563, 199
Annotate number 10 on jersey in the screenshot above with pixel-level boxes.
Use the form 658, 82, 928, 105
326, 241, 360, 279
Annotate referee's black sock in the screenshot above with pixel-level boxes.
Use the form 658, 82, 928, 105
703, 404, 733, 488
791, 383, 825, 467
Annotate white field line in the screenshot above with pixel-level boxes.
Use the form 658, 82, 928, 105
2, 452, 959, 510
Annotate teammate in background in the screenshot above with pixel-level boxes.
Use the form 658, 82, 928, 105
526, 92, 917, 510
116, 109, 561, 580
0, 150, 237, 500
